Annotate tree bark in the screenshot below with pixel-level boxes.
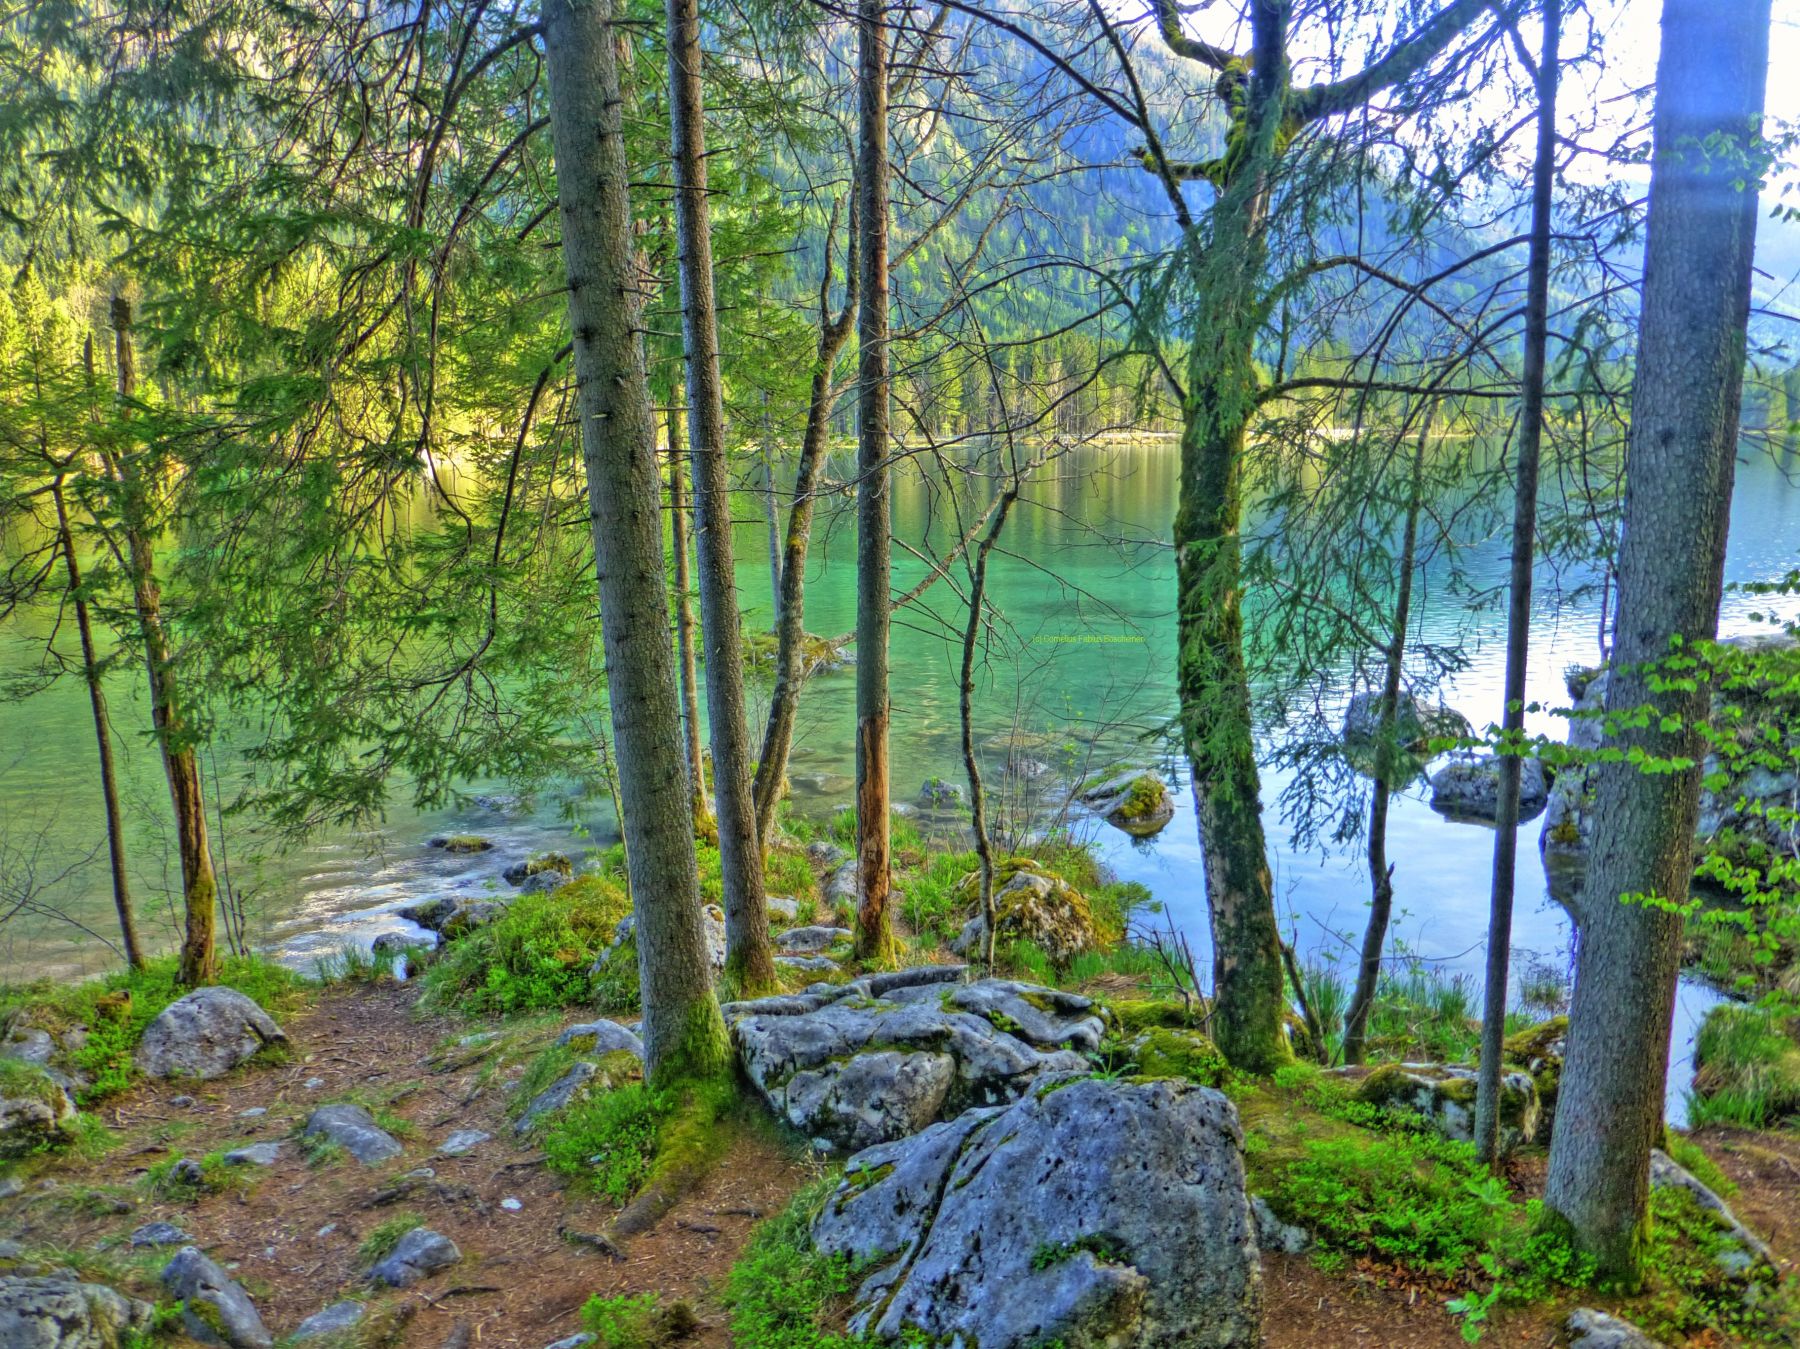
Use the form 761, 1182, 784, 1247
961, 481, 1022, 969
1474, 0, 1559, 1165
667, 411, 711, 828
1543, 0, 1768, 1283
665, 0, 774, 991
1342, 405, 1433, 1065
544, 0, 729, 1085
106, 296, 217, 987
52, 473, 144, 970
852, 0, 897, 965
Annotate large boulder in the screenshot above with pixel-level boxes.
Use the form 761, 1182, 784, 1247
0, 1276, 155, 1349
1079, 771, 1176, 839
1428, 755, 1550, 822
0, 1062, 77, 1158
726, 967, 1100, 1151
812, 1076, 1261, 1349
161, 1246, 271, 1349
134, 987, 286, 1081
1341, 1062, 1540, 1154
949, 862, 1099, 965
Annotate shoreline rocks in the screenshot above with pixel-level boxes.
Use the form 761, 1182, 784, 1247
1079, 771, 1176, 839
1428, 755, 1550, 822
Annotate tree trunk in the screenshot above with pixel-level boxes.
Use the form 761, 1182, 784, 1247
852, 0, 896, 965
665, 0, 774, 992
52, 474, 144, 970
107, 297, 217, 987
667, 411, 710, 827
1543, 0, 1768, 1283
961, 481, 1022, 969
1474, 0, 1560, 1165
1174, 2, 1291, 1074
752, 240, 857, 844
544, 0, 728, 1086
1342, 405, 1433, 1065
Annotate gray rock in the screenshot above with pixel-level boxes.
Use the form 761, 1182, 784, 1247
1428, 755, 1551, 821
0, 1177, 23, 1200
555, 1020, 644, 1058
807, 841, 848, 869
367, 1227, 460, 1288
438, 1129, 491, 1157
129, 1222, 192, 1248
302, 1105, 403, 1165
1567, 1307, 1667, 1348
0, 1275, 155, 1349
824, 861, 859, 910
170, 1159, 205, 1187
918, 777, 966, 808
519, 871, 564, 894
542, 1335, 596, 1349
1649, 1148, 1775, 1278
1250, 1196, 1310, 1255
397, 897, 459, 931
767, 896, 801, 921
515, 1062, 596, 1135
1078, 771, 1176, 839
439, 900, 507, 939
222, 1142, 282, 1167
503, 852, 574, 886
1343, 690, 1472, 750
777, 955, 839, 973
292, 1301, 364, 1340
1, 1027, 55, 1066
134, 988, 287, 1081
812, 1076, 1259, 1349
775, 925, 851, 954
728, 968, 1100, 1151
372, 931, 436, 956
161, 1246, 271, 1348
0, 1063, 77, 1158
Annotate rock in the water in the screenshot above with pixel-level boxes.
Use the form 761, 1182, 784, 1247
776, 925, 850, 954
427, 835, 493, 854
949, 863, 1099, 965
438, 1129, 491, 1157
133, 987, 287, 1081
161, 1246, 271, 1348
292, 1302, 364, 1340
397, 897, 459, 931
514, 1061, 597, 1135
367, 1228, 460, 1288
222, 1142, 282, 1167
303, 1104, 403, 1164
130, 1222, 192, 1248
1428, 755, 1550, 821
812, 1076, 1260, 1349
1649, 1148, 1775, 1277
727, 968, 1100, 1151
0, 1062, 77, 1158
503, 853, 573, 886
556, 1020, 645, 1058
917, 777, 966, 809
0, 1275, 155, 1349
373, 931, 437, 957
1079, 771, 1176, 839
1344, 1062, 1540, 1154
1343, 690, 1471, 751
1567, 1308, 1667, 1348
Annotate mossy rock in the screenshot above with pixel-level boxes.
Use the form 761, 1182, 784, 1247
1124, 1027, 1228, 1087
951, 859, 1098, 964
0, 1057, 78, 1158
505, 852, 574, 884
1080, 771, 1176, 838
1106, 999, 1200, 1034
430, 834, 493, 854
1501, 1015, 1568, 1127
1347, 1061, 1540, 1153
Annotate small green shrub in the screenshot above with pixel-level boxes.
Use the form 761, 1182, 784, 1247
542, 1082, 671, 1203
725, 1176, 859, 1349
1638, 1185, 1791, 1342
581, 1292, 698, 1349
421, 875, 631, 1016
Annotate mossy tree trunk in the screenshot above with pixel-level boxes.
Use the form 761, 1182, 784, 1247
544, 0, 728, 1085
666, 411, 710, 829
1543, 0, 1769, 1283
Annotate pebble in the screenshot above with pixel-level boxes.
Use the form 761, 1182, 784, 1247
316, 1224, 337, 1238
405, 1167, 436, 1180
170, 1094, 196, 1108
239, 1107, 268, 1118
304, 1077, 325, 1089
501, 1197, 522, 1212
438, 1129, 491, 1157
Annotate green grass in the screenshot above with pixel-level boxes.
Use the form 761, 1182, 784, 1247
581, 1292, 699, 1349
420, 874, 631, 1016
314, 943, 400, 984
1635, 1185, 1795, 1343
724, 1175, 860, 1349
357, 1214, 422, 1265
542, 1074, 734, 1206
1687, 1001, 1800, 1129
0, 954, 303, 1106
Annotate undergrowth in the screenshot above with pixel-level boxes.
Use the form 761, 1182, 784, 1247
724, 1175, 859, 1349
421, 875, 630, 1016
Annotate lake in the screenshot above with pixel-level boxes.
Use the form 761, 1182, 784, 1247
5, 435, 1798, 1118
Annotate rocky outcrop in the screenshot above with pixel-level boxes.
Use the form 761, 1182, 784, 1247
812, 1076, 1260, 1349
161, 1246, 271, 1349
1342, 1062, 1540, 1153
1648, 1148, 1775, 1279
0, 1062, 77, 1158
949, 862, 1099, 965
134, 987, 287, 1081
1079, 771, 1176, 839
0, 1275, 155, 1349
727, 967, 1102, 1151
1428, 755, 1550, 821
367, 1228, 461, 1288
303, 1104, 403, 1165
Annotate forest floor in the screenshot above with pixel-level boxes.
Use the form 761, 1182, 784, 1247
6, 979, 1798, 1349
